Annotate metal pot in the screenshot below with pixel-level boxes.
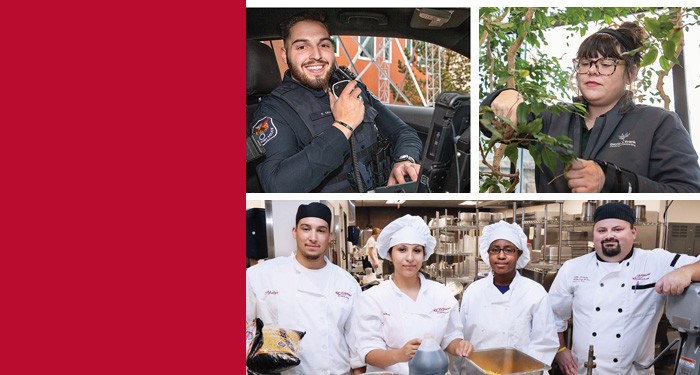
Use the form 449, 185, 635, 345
476, 212, 492, 223
458, 212, 475, 224
581, 201, 597, 221
438, 215, 454, 227
635, 205, 646, 222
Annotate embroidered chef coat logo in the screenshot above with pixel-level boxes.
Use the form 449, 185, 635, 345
633, 273, 651, 281
382, 312, 391, 317
573, 275, 590, 282
609, 132, 636, 148
264, 290, 279, 295
433, 307, 451, 314
252, 116, 278, 146
335, 291, 352, 300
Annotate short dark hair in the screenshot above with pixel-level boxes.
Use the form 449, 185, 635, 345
279, 11, 329, 47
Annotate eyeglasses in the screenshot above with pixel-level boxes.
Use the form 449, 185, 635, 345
487, 247, 520, 255
573, 58, 626, 76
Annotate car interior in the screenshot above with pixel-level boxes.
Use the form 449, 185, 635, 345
246, 8, 471, 193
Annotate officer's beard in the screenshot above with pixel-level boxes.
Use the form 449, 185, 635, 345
600, 239, 622, 258
288, 57, 333, 91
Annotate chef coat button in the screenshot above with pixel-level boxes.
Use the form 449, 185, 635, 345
613, 358, 618, 363
621, 283, 625, 287
618, 308, 623, 313
600, 283, 604, 287
616, 333, 621, 338
592, 332, 597, 337
593, 356, 596, 360
626, 262, 630, 266
595, 307, 600, 311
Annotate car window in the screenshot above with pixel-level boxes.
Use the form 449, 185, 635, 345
260, 36, 470, 108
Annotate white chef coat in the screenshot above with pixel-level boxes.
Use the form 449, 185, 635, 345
352, 273, 464, 375
246, 254, 362, 375
451, 271, 559, 374
364, 237, 382, 275
548, 249, 699, 375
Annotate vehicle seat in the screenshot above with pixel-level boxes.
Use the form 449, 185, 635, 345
246, 40, 282, 192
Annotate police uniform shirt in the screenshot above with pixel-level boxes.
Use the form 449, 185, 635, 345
250, 72, 421, 193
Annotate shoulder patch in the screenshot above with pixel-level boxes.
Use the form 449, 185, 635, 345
252, 116, 278, 146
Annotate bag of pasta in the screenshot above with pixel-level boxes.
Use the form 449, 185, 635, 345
246, 320, 306, 374
246, 319, 263, 360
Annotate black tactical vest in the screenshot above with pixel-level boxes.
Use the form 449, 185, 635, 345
271, 79, 386, 192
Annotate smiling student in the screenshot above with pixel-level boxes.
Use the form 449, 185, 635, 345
549, 203, 700, 375
245, 203, 363, 374
451, 220, 558, 373
249, 11, 421, 192
484, 22, 700, 192
352, 215, 473, 375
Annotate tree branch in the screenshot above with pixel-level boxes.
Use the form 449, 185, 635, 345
506, 8, 535, 88
655, 8, 684, 110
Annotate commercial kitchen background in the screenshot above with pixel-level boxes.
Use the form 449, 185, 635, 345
246, 199, 699, 374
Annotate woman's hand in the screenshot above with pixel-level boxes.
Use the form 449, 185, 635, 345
451, 339, 473, 357
566, 159, 605, 193
490, 90, 523, 141
555, 348, 578, 375
396, 338, 422, 363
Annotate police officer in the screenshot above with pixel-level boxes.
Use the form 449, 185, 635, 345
249, 11, 422, 192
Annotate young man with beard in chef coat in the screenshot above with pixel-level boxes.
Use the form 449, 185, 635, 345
549, 202, 700, 375
246, 202, 364, 374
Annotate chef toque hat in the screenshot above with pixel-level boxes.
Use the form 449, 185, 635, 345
376, 215, 436, 261
479, 220, 530, 269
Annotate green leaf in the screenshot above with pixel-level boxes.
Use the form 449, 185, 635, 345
526, 118, 543, 134
662, 40, 676, 60
541, 147, 557, 173
641, 46, 658, 67
668, 55, 681, 67
659, 56, 670, 71
515, 103, 529, 128
645, 17, 660, 35
528, 144, 541, 167
505, 143, 519, 166
670, 29, 682, 45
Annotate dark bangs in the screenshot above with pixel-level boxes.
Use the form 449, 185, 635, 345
576, 33, 623, 60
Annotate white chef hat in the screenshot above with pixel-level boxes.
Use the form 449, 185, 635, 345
479, 220, 530, 269
376, 215, 436, 261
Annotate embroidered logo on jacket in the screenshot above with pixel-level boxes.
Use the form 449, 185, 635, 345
264, 290, 279, 295
633, 273, 651, 281
609, 132, 636, 148
252, 116, 278, 146
335, 291, 352, 300
433, 307, 451, 314
573, 275, 590, 282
